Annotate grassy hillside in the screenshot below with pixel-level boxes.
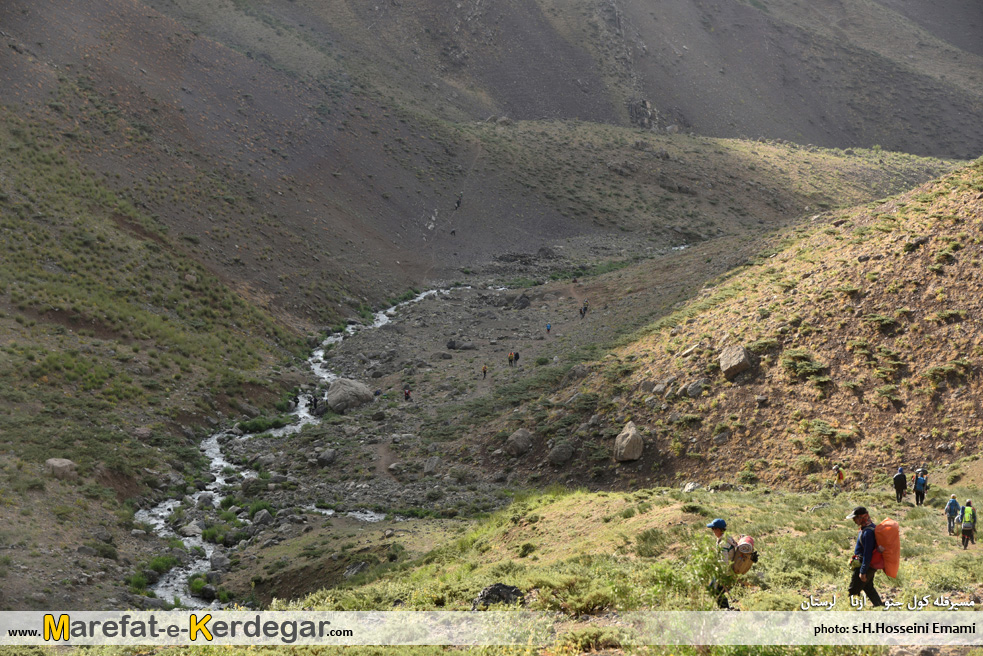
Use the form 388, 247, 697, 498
277, 484, 983, 613
41, 483, 983, 655
0, 101, 306, 494
465, 158, 983, 490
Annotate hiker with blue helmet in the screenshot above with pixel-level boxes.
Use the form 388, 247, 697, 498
706, 518, 736, 608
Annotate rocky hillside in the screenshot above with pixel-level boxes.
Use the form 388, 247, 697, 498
472, 158, 983, 491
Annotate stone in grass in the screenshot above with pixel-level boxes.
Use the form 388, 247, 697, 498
719, 345, 755, 381
45, 458, 78, 480
613, 421, 643, 462
472, 583, 524, 610
505, 429, 533, 457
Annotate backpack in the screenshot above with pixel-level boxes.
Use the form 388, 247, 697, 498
731, 535, 757, 574
914, 476, 926, 492
873, 519, 900, 578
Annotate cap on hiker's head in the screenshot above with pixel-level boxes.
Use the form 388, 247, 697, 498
845, 506, 868, 520
952, 494, 958, 499
967, 500, 973, 506
707, 518, 726, 530
898, 467, 904, 473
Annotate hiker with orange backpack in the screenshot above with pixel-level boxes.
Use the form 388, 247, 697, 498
846, 506, 884, 607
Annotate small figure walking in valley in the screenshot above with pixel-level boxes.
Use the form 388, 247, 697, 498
546, 322, 551, 334
482, 364, 487, 379
892, 467, 907, 503
846, 506, 884, 608
404, 387, 412, 402
945, 494, 961, 536
508, 351, 514, 368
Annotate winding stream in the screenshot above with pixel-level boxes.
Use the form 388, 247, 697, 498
134, 289, 454, 607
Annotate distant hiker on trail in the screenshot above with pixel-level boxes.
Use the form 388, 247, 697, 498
913, 470, 928, 506
508, 351, 514, 367
832, 464, 844, 491
454, 192, 463, 210
847, 506, 884, 608
482, 364, 487, 379
513, 351, 520, 366
546, 322, 551, 334
706, 518, 736, 609
945, 495, 961, 535
893, 467, 907, 503
403, 388, 412, 401
960, 500, 976, 549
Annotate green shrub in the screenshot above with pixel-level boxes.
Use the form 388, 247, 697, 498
780, 349, 826, 379
248, 500, 274, 518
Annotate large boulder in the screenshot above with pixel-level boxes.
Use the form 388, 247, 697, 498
316, 449, 337, 467
424, 456, 441, 476
179, 523, 203, 538
210, 552, 231, 572
719, 345, 754, 381
684, 378, 710, 398
562, 364, 590, 385
326, 379, 374, 413
45, 458, 78, 481
505, 429, 534, 457
252, 509, 274, 526
613, 422, 644, 462
548, 442, 575, 466
472, 583, 524, 610
512, 293, 531, 310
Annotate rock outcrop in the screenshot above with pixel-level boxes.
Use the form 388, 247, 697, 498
613, 421, 644, 461
326, 379, 374, 413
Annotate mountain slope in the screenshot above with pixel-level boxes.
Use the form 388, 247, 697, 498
140, 0, 983, 158
475, 158, 983, 491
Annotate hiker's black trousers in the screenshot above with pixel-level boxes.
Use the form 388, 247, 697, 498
848, 568, 883, 607
895, 487, 904, 502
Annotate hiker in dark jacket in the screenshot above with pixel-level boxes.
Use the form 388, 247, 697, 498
961, 500, 976, 549
847, 506, 884, 607
892, 467, 907, 503
913, 470, 928, 506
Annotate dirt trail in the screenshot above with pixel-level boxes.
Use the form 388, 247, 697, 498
375, 442, 400, 482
